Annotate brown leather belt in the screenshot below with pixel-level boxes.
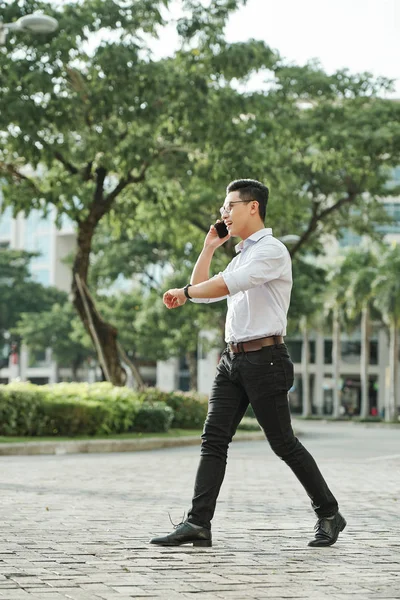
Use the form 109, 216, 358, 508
228, 335, 284, 354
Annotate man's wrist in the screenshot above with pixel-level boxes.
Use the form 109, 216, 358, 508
183, 284, 193, 299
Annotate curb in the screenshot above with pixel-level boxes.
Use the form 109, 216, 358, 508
0, 431, 266, 457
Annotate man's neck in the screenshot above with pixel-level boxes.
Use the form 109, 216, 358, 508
240, 223, 265, 241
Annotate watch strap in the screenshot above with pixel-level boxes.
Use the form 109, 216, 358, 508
183, 284, 193, 299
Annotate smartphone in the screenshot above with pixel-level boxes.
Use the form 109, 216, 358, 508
214, 220, 229, 238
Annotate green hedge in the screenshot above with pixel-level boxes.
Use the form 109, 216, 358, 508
139, 387, 208, 429
0, 382, 206, 437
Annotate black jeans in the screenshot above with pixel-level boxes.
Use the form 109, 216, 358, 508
187, 344, 338, 529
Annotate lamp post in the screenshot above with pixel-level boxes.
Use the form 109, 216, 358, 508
0, 13, 58, 44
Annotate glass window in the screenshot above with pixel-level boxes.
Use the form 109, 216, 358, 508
29, 234, 51, 265
0, 205, 12, 237
285, 340, 302, 363
324, 340, 333, 364
32, 269, 50, 286
341, 341, 361, 364
26, 209, 51, 232
338, 229, 362, 248
370, 340, 378, 365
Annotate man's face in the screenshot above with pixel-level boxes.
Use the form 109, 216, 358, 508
219, 191, 254, 236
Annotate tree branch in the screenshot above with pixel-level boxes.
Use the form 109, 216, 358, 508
54, 151, 79, 175
290, 191, 358, 258
94, 167, 107, 204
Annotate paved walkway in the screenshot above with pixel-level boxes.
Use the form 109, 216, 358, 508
0, 420, 399, 599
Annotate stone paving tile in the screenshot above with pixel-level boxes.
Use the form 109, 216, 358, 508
0, 421, 399, 599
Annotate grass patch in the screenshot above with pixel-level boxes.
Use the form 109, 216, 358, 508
0, 429, 203, 444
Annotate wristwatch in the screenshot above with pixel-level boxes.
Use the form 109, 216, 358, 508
183, 284, 193, 299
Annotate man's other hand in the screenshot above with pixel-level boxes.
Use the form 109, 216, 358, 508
163, 288, 187, 309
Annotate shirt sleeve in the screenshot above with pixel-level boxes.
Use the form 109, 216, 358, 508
189, 273, 229, 304
222, 242, 288, 296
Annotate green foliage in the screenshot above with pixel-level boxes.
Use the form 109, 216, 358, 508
0, 382, 208, 436
140, 387, 208, 428
288, 258, 327, 333
133, 402, 173, 433
0, 249, 66, 345
13, 301, 92, 373
372, 243, 400, 328
2, 0, 400, 380
0, 382, 44, 435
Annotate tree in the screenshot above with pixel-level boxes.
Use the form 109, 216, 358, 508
324, 256, 357, 418
2, 0, 400, 387
14, 301, 93, 380
288, 258, 327, 417
0, 0, 272, 384
372, 244, 400, 421
0, 249, 65, 348
344, 246, 381, 419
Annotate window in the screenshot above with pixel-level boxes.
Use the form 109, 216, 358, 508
0, 205, 12, 237
32, 269, 51, 286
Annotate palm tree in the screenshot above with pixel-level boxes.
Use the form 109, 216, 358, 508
325, 255, 357, 418
289, 259, 327, 417
372, 243, 400, 422
344, 246, 380, 419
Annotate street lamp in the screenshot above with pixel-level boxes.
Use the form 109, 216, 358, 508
0, 13, 58, 44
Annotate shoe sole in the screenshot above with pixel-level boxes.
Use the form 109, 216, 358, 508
150, 539, 212, 547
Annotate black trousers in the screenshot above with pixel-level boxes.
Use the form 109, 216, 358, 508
187, 344, 339, 529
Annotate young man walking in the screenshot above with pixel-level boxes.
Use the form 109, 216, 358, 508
150, 179, 346, 548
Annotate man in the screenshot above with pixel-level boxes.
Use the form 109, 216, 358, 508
150, 179, 346, 548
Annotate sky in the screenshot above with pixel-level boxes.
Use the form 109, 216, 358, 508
150, 0, 400, 97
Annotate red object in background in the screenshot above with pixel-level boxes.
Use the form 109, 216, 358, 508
10, 343, 18, 365
370, 407, 378, 417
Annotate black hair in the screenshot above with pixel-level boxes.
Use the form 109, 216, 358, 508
226, 179, 269, 222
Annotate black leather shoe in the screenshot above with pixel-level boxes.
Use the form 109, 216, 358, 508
150, 521, 212, 547
308, 512, 346, 547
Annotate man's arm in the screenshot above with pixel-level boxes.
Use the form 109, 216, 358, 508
163, 276, 229, 309
190, 246, 216, 285
190, 223, 229, 285
163, 223, 230, 310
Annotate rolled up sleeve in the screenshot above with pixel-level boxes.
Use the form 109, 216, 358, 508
222, 245, 287, 296
190, 273, 228, 304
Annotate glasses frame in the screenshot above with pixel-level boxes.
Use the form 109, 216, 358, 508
219, 200, 252, 217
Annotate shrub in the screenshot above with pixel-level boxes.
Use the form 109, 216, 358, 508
0, 383, 46, 436
37, 398, 111, 436
167, 391, 208, 429
139, 388, 208, 429
132, 402, 174, 433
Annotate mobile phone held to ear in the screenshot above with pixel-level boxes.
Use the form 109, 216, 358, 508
214, 220, 229, 238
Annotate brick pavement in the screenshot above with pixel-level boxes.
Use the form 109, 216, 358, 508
0, 421, 399, 600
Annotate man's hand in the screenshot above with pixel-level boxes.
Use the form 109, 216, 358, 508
163, 288, 187, 309
203, 222, 230, 250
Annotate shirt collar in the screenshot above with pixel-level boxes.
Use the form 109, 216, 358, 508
235, 228, 273, 253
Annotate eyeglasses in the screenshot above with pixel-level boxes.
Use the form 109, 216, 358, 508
219, 200, 251, 217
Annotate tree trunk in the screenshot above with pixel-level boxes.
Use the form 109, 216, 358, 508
359, 306, 370, 419
301, 316, 311, 417
186, 351, 198, 391
386, 321, 399, 422
332, 306, 342, 419
72, 220, 127, 387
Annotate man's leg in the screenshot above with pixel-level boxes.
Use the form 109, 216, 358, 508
187, 351, 249, 529
238, 344, 345, 546
150, 350, 248, 546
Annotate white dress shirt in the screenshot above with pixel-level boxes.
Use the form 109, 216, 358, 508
191, 228, 292, 343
